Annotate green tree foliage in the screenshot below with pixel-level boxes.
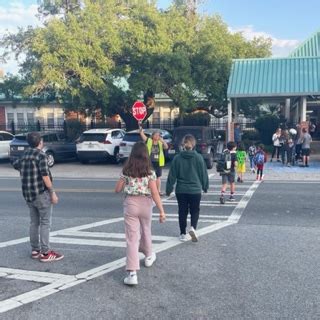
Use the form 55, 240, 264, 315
0, 0, 272, 129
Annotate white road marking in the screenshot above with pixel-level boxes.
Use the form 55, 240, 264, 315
162, 202, 237, 207
228, 180, 260, 223
51, 237, 127, 248
0, 181, 259, 314
58, 231, 176, 242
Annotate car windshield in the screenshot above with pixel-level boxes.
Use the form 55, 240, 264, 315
123, 133, 144, 142
79, 133, 106, 143
14, 135, 27, 141
173, 129, 202, 142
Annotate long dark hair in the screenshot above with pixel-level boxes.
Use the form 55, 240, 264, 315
122, 142, 152, 178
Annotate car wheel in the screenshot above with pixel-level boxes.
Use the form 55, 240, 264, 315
113, 147, 121, 164
206, 152, 214, 169
46, 152, 55, 167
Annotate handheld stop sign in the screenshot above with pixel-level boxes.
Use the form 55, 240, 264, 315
132, 101, 147, 122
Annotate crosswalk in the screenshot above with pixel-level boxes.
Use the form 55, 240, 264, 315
0, 178, 260, 314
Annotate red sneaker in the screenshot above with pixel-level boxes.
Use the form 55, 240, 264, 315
31, 250, 41, 259
39, 250, 64, 262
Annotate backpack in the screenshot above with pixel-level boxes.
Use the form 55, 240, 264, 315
254, 152, 264, 165
216, 150, 232, 173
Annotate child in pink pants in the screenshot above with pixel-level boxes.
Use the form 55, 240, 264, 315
115, 142, 166, 286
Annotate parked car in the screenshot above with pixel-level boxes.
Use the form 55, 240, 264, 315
0, 131, 14, 160
168, 126, 223, 169
10, 131, 77, 167
76, 128, 125, 164
119, 129, 173, 162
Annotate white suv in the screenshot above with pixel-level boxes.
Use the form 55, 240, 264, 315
77, 128, 125, 164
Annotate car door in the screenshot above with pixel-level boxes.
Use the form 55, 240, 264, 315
0, 132, 13, 159
56, 132, 76, 159
110, 130, 125, 153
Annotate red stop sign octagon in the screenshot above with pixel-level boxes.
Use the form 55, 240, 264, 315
132, 101, 147, 121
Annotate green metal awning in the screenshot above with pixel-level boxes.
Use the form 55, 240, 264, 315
289, 30, 320, 57
227, 57, 320, 98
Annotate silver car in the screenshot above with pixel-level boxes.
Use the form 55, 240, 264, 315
119, 129, 172, 161
0, 131, 14, 159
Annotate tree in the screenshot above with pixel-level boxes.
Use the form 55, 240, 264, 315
0, 0, 272, 128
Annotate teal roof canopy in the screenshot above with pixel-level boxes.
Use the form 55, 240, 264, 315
227, 57, 320, 98
289, 30, 320, 57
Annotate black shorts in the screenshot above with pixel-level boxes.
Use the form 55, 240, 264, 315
302, 148, 311, 156
152, 162, 162, 178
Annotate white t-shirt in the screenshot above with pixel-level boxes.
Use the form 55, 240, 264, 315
272, 133, 280, 146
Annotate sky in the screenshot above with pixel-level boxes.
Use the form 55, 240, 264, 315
1, 0, 320, 74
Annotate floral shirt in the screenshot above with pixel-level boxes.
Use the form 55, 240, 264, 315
121, 171, 157, 196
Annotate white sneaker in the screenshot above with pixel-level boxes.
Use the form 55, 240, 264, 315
188, 226, 198, 242
124, 272, 138, 286
179, 234, 188, 242
144, 253, 156, 268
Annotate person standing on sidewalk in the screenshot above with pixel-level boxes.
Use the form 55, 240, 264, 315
301, 127, 312, 167
139, 126, 168, 196
12, 132, 63, 262
270, 128, 281, 162
115, 142, 166, 286
166, 134, 209, 242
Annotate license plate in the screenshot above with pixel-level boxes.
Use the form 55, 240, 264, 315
18, 147, 25, 151
168, 150, 175, 154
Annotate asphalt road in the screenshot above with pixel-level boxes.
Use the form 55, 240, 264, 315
1, 164, 320, 319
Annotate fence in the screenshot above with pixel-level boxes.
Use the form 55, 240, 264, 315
0, 118, 256, 136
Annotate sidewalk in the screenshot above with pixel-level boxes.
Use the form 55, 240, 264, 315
0, 156, 320, 180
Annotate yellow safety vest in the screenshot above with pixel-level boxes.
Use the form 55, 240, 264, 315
146, 138, 165, 167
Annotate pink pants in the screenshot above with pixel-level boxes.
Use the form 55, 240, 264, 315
124, 196, 153, 271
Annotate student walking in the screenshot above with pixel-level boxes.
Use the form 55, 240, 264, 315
139, 126, 168, 196
236, 143, 246, 183
166, 135, 209, 242
219, 141, 237, 204
13, 132, 63, 262
254, 144, 267, 181
248, 143, 256, 173
115, 142, 166, 286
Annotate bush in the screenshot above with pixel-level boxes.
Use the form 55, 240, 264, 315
254, 115, 280, 145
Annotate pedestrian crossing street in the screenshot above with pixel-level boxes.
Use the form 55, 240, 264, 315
0, 178, 260, 314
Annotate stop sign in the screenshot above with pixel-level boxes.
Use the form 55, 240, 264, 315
132, 101, 147, 121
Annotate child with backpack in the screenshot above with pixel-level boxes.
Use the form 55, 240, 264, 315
254, 144, 267, 181
115, 142, 166, 286
236, 143, 246, 183
216, 141, 237, 204
248, 143, 256, 173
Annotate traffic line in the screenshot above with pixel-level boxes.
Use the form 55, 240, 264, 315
0, 217, 124, 248
0, 181, 260, 314
228, 180, 260, 223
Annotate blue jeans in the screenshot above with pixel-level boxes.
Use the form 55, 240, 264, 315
27, 191, 52, 253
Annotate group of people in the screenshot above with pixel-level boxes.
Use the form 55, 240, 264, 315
12, 123, 312, 287
270, 125, 312, 167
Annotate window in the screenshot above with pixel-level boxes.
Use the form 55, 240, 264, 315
17, 113, 25, 125
7, 113, 14, 124
27, 113, 35, 125
0, 132, 13, 141
57, 114, 64, 125
43, 134, 58, 143
112, 130, 123, 139
47, 113, 55, 129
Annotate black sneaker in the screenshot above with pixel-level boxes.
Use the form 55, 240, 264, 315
229, 195, 236, 201
237, 177, 241, 182
220, 196, 225, 204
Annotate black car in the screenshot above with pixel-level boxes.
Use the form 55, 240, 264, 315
10, 131, 77, 167
168, 126, 223, 169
